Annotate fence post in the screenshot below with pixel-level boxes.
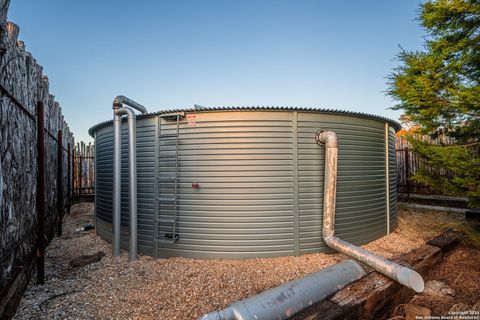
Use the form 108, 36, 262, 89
405, 147, 410, 201
72, 146, 76, 198
79, 154, 83, 197
36, 101, 45, 285
67, 142, 71, 213
57, 130, 64, 236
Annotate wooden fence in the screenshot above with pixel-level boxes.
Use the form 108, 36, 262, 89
395, 133, 477, 197
73, 142, 95, 196
396, 136, 429, 196
0, 6, 75, 316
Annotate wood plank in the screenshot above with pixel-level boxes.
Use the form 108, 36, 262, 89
426, 229, 460, 253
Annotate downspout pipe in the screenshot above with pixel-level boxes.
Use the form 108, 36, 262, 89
112, 96, 147, 261
199, 260, 366, 320
315, 130, 424, 293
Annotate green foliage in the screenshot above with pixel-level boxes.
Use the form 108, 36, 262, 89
388, 0, 480, 206
411, 139, 480, 206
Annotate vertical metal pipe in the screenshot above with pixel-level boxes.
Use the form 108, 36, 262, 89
385, 123, 390, 235
57, 130, 64, 236
316, 130, 424, 293
111, 96, 147, 261
315, 130, 337, 238
36, 101, 45, 285
115, 108, 138, 260
172, 114, 179, 241
112, 109, 122, 257
127, 110, 137, 261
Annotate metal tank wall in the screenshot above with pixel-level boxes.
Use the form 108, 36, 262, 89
296, 113, 394, 254
388, 126, 398, 231
92, 109, 398, 259
157, 111, 295, 258
95, 117, 157, 256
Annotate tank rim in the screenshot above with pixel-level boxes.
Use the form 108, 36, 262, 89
88, 106, 402, 137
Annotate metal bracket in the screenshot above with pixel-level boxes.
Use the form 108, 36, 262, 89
315, 129, 325, 145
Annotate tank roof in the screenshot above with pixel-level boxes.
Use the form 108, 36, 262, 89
88, 106, 402, 137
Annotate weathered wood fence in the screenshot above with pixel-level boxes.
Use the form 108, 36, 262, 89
73, 142, 95, 196
396, 136, 429, 196
395, 134, 477, 198
0, 1, 75, 318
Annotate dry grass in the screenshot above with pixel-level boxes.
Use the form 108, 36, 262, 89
391, 247, 480, 318
13, 203, 474, 320
387, 205, 480, 319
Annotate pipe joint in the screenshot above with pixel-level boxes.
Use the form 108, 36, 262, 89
116, 106, 136, 119
315, 130, 337, 148
323, 229, 335, 239
113, 95, 148, 114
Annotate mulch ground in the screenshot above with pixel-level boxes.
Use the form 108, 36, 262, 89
12, 203, 475, 320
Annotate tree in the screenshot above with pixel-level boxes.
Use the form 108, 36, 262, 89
388, 0, 480, 206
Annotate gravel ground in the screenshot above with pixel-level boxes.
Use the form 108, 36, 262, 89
12, 203, 465, 320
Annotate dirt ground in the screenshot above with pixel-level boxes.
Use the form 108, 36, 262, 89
12, 203, 477, 320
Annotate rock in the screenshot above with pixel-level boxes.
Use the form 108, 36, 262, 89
423, 280, 455, 297
68, 251, 106, 269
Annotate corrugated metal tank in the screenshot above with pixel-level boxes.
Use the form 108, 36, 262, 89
90, 108, 400, 259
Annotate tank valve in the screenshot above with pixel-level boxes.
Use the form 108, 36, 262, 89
192, 182, 199, 188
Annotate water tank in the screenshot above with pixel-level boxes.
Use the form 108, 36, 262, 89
89, 107, 399, 259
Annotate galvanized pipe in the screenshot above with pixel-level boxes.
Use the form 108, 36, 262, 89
112, 96, 147, 260
385, 123, 391, 234
316, 130, 424, 293
113, 95, 148, 114
112, 111, 122, 257
199, 260, 366, 320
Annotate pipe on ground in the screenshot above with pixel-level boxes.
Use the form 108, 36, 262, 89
112, 96, 147, 261
316, 130, 424, 293
199, 260, 366, 320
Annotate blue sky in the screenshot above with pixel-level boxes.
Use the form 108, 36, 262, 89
9, 1, 424, 143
